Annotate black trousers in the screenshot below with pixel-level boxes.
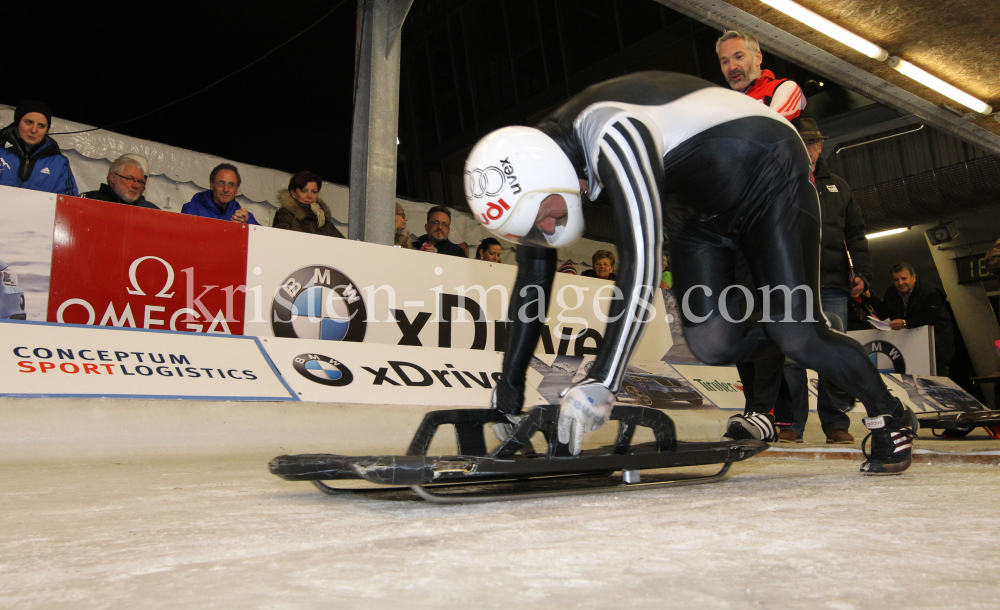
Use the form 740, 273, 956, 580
665, 121, 898, 419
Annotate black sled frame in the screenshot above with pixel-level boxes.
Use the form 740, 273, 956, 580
918, 410, 1000, 439
269, 404, 767, 503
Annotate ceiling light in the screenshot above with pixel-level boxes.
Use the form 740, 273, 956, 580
759, 0, 889, 61
888, 57, 992, 115
866, 227, 908, 240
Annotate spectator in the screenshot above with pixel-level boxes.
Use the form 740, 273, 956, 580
557, 260, 578, 275
880, 262, 956, 376
81, 155, 158, 209
847, 287, 884, 331
780, 118, 872, 444
581, 250, 617, 281
415, 206, 466, 257
661, 253, 672, 289
0, 100, 78, 195
181, 163, 259, 225
717, 31, 806, 123
475, 237, 503, 262
272, 171, 343, 238
395, 203, 414, 248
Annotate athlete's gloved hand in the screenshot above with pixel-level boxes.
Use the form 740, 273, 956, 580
556, 381, 615, 456
489, 388, 523, 442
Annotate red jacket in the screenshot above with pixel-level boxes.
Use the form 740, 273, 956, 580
744, 70, 805, 121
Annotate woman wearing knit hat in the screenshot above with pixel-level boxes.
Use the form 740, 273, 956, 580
272, 171, 344, 238
0, 99, 78, 195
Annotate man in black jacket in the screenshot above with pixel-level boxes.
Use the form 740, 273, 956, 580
881, 262, 955, 376
81, 155, 159, 210
778, 119, 871, 444
415, 206, 467, 258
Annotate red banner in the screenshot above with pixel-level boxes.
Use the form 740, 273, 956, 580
47, 197, 249, 335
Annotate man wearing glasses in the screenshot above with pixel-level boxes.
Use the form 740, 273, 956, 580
181, 163, 259, 225
81, 155, 159, 210
414, 206, 467, 258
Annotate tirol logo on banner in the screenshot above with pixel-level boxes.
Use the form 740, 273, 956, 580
48, 197, 250, 335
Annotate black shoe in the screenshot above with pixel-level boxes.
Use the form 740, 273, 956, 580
860, 404, 918, 476
723, 412, 778, 443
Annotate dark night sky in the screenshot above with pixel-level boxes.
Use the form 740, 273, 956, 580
5, 1, 358, 184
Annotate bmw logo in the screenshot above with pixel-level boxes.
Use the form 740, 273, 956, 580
864, 340, 906, 374
271, 266, 367, 341
293, 353, 354, 386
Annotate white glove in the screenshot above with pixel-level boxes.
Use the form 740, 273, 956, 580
489, 388, 522, 442
557, 382, 615, 456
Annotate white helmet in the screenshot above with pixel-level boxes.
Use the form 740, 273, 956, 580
464, 126, 584, 248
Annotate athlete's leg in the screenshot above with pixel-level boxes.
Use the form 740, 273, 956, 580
669, 217, 779, 366
741, 171, 899, 418
494, 244, 558, 415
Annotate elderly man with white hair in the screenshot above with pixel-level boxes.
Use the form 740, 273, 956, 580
81, 154, 158, 209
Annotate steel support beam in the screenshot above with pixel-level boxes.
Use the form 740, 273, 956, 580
349, 0, 414, 244
654, 0, 1000, 157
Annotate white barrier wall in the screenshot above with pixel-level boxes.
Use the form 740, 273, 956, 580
1, 321, 295, 401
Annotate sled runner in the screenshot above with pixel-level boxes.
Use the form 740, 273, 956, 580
270, 404, 767, 503
919, 409, 1000, 439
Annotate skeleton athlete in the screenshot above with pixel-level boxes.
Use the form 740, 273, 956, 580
465, 71, 916, 475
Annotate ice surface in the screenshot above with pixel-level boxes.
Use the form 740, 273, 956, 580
2, 457, 999, 609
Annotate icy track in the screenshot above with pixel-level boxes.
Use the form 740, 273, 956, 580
3, 457, 999, 609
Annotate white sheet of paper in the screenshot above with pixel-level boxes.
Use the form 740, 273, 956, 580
867, 316, 893, 331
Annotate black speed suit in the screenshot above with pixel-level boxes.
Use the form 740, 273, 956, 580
494, 71, 899, 421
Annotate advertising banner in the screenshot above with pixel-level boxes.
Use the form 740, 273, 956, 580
1, 320, 296, 400
883, 374, 987, 414
243, 226, 673, 359
48, 197, 250, 335
0, 186, 57, 322
525, 354, 716, 409
260, 336, 545, 406
670, 364, 746, 411
847, 326, 933, 376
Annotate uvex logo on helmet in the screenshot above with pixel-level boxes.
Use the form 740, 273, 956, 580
465, 126, 584, 249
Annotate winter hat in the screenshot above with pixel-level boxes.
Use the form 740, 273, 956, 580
14, 99, 53, 128
557, 260, 578, 275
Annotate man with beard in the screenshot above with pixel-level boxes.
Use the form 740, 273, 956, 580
718, 29, 806, 430
81, 155, 159, 210
717, 30, 805, 123
415, 206, 467, 258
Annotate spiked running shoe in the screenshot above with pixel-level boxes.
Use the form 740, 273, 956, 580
860, 405, 918, 475
723, 412, 778, 443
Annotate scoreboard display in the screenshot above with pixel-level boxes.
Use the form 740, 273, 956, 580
954, 253, 994, 284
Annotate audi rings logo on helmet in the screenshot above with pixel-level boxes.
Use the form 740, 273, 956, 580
465, 166, 505, 199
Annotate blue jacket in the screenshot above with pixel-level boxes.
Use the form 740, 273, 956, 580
0, 124, 78, 195
180, 190, 259, 225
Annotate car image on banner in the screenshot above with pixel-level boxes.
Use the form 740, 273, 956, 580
1, 260, 26, 320
620, 372, 704, 407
